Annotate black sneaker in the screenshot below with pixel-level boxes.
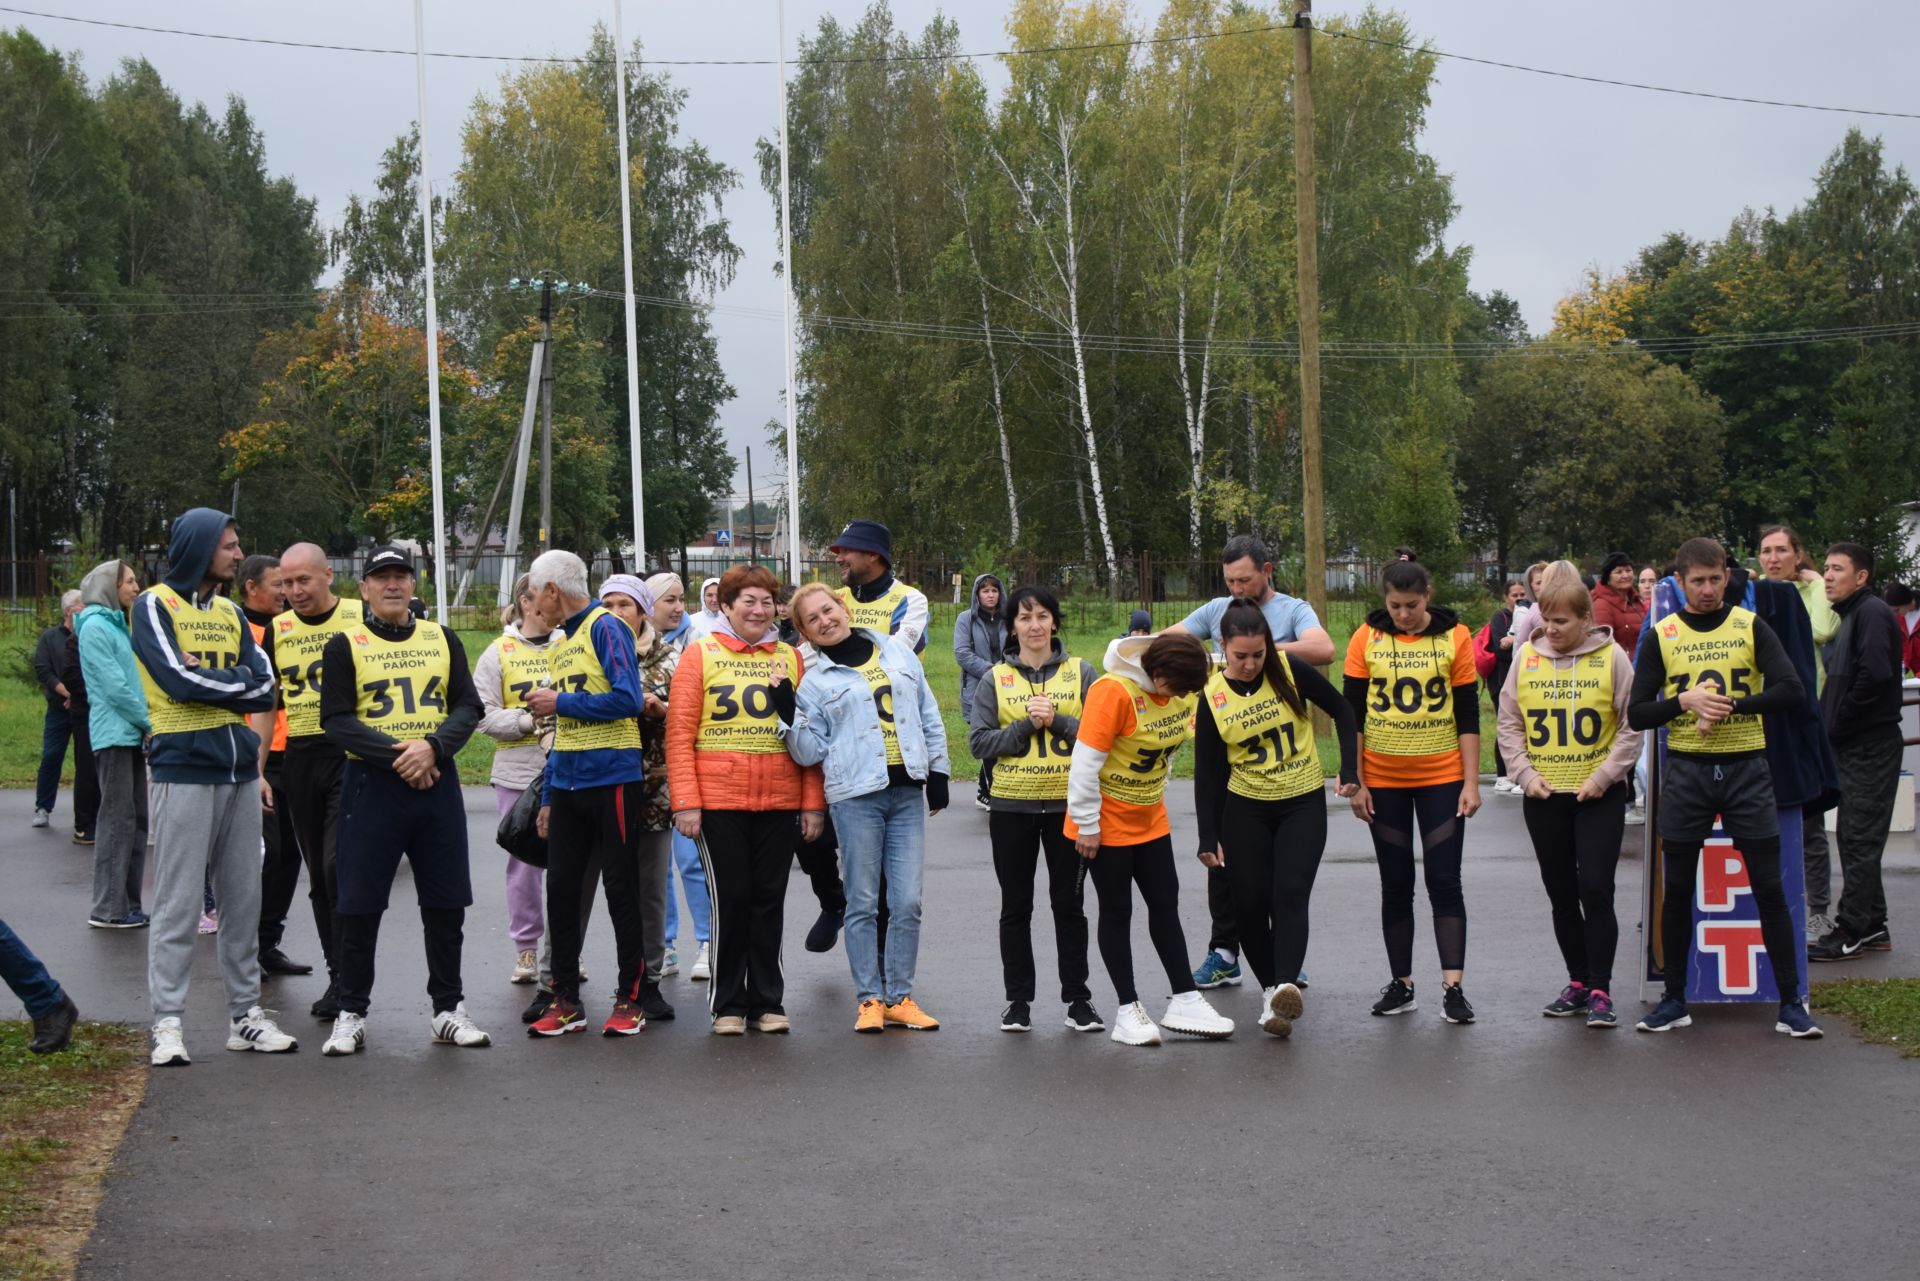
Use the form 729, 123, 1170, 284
258, 946, 314, 977
1860, 925, 1891, 952
521, 988, 554, 1025
29, 993, 79, 1055
640, 981, 675, 1022
309, 982, 341, 1020
804, 909, 844, 954
999, 1000, 1031, 1032
1808, 925, 1869, 963
1064, 998, 1104, 1033
1371, 979, 1417, 1016
1442, 983, 1475, 1024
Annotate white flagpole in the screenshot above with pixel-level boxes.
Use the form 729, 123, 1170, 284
776, 0, 802, 585
413, 0, 448, 624
613, 0, 647, 568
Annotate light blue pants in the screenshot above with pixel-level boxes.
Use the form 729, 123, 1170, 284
836, 785, 926, 1004
664, 830, 711, 945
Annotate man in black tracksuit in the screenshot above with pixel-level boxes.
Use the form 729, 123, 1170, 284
1809, 542, 1906, 960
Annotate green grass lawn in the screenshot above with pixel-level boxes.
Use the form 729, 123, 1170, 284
1811, 978, 1920, 1058
1, 596, 1501, 788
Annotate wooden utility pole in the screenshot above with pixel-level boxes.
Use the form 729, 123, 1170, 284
745, 446, 757, 565
538, 274, 555, 551
1293, 0, 1328, 632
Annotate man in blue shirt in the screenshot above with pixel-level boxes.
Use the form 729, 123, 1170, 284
1174, 535, 1335, 990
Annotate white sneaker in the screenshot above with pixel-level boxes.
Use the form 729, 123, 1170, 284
1261, 982, 1303, 1038
1109, 1001, 1162, 1046
511, 949, 537, 984
690, 942, 711, 982
661, 945, 680, 978
430, 1002, 492, 1048
31, 807, 50, 828
226, 1006, 299, 1053
1805, 912, 1836, 945
1493, 776, 1518, 795
322, 1011, 366, 1057
1624, 805, 1646, 827
150, 1016, 190, 1067
1161, 992, 1234, 1039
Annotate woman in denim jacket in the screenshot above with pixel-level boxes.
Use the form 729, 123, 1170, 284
783, 583, 950, 1034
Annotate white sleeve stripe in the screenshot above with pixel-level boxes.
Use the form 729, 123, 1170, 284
140, 595, 252, 697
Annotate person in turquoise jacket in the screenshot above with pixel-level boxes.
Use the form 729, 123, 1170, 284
74, 559, 151, 926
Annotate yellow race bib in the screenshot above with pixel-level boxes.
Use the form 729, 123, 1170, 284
136, 584, 251, 736
852, 647, 902, 766
344, 620, 453, 753
989, 660, 1084, 802
1654, 607, 1766, 754
1361, 628, 1459, 757
835, 582, 917, 639
549, 607, 643, 754
271, 599, 364, 739
1203, 667, 1322, 802
1096, 675, 1196, 807
1514, 643, 1619, 790
692, 636, 800, 755
492, 635, 553, 749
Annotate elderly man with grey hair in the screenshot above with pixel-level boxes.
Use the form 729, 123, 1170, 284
31, 590, 87, 834
521, 550, 651, 1037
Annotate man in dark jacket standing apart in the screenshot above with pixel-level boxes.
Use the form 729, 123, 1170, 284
29, 592, 81, 832
953, 573, 1003, 809
1809, 542, 1906, 961
131, 508, 298, 1066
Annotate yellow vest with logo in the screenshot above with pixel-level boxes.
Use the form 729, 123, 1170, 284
271, 599, 364, 739
1202, 667, 1322, 802
989, 659, 1085, 802
835, 581, 917, 641
343, 619, 453, 756
1653, 607, 1766, 755
549, 607, 643, 754
851, 647, 902, 766
136, 584, 251, 736
1514, 642, 1619, 790
692, 635, 801, 755
1361, 627, 1460, 757
491, 634, 554, 749
1096, 675, 1197, 808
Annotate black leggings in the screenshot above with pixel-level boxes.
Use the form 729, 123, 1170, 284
1368, 782, 1467, 977
989, 810, 1090, 1004
1221, 790, 1326, 989
1521, 784, 1626, 990
1660, 833, 1800, 1004
1087, 835, 1194, 1006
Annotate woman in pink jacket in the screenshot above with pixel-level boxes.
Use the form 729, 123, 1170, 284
1497, 561, 1642, 1030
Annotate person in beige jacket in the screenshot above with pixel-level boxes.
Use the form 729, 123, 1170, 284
1496, 561, 1642, 1030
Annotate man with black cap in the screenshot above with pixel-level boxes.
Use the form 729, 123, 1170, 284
262, 542, 366, 1016
316, 546, 489, 1055
830, 519, 929, 655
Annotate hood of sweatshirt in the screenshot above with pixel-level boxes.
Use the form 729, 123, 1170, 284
1101, 634, 1154, 686
1365, 603, 1460, 639
503, 619, 559, 648
1005, 637, 1070, 680
1522, 622, 1617, 661
708, 611, 782, 651
696, 577, 722, 621
970, 573, 1002, 619
78, 559, 124, 614
163, 508, 234, 596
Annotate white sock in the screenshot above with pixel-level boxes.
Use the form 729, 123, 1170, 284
1172, 990, 1203, 1005
1212, 948, 1237, 965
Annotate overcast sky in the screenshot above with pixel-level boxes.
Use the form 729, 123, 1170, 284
15, 1, 1920, 503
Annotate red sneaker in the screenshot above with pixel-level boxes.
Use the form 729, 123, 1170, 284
602, 1000, 646, 1037
527, 996, 586, 1037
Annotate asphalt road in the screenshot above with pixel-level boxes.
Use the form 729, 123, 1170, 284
4, 784, 1916, 1281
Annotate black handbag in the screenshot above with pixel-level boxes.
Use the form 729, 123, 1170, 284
496, 782, 548, 868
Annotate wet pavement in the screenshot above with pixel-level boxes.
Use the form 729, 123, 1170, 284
3, 784, 1916, 1280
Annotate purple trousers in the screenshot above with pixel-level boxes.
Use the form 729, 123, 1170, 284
495, 784, 545, 950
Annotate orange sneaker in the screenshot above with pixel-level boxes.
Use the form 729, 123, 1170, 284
884, 996, 940, 1031
855, 999, 886, 1034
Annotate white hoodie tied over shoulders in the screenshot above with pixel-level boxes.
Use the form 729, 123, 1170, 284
1066, 635, 1159, 842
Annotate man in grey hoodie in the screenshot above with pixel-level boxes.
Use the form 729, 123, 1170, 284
131, 508, 297, 1066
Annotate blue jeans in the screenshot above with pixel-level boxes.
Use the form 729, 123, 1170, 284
0, 916, 65, 1019
35, 702, 71, 814
836, 785, 926, 1004
665, 830, 711, 945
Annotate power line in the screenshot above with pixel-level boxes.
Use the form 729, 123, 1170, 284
7, 4, 1919, 119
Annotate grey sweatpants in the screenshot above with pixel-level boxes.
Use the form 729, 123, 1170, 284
638, 827, 671, 982
149, 780, 262, 1022
90, 746, 149, 921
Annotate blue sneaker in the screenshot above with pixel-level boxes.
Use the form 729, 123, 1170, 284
1636, 996, 1692, 1033
1191, 952, 1243, 989
1775, 1002, 1823, 1039
1295, 969, 1310, 991
1542, 983, 1590, 1018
